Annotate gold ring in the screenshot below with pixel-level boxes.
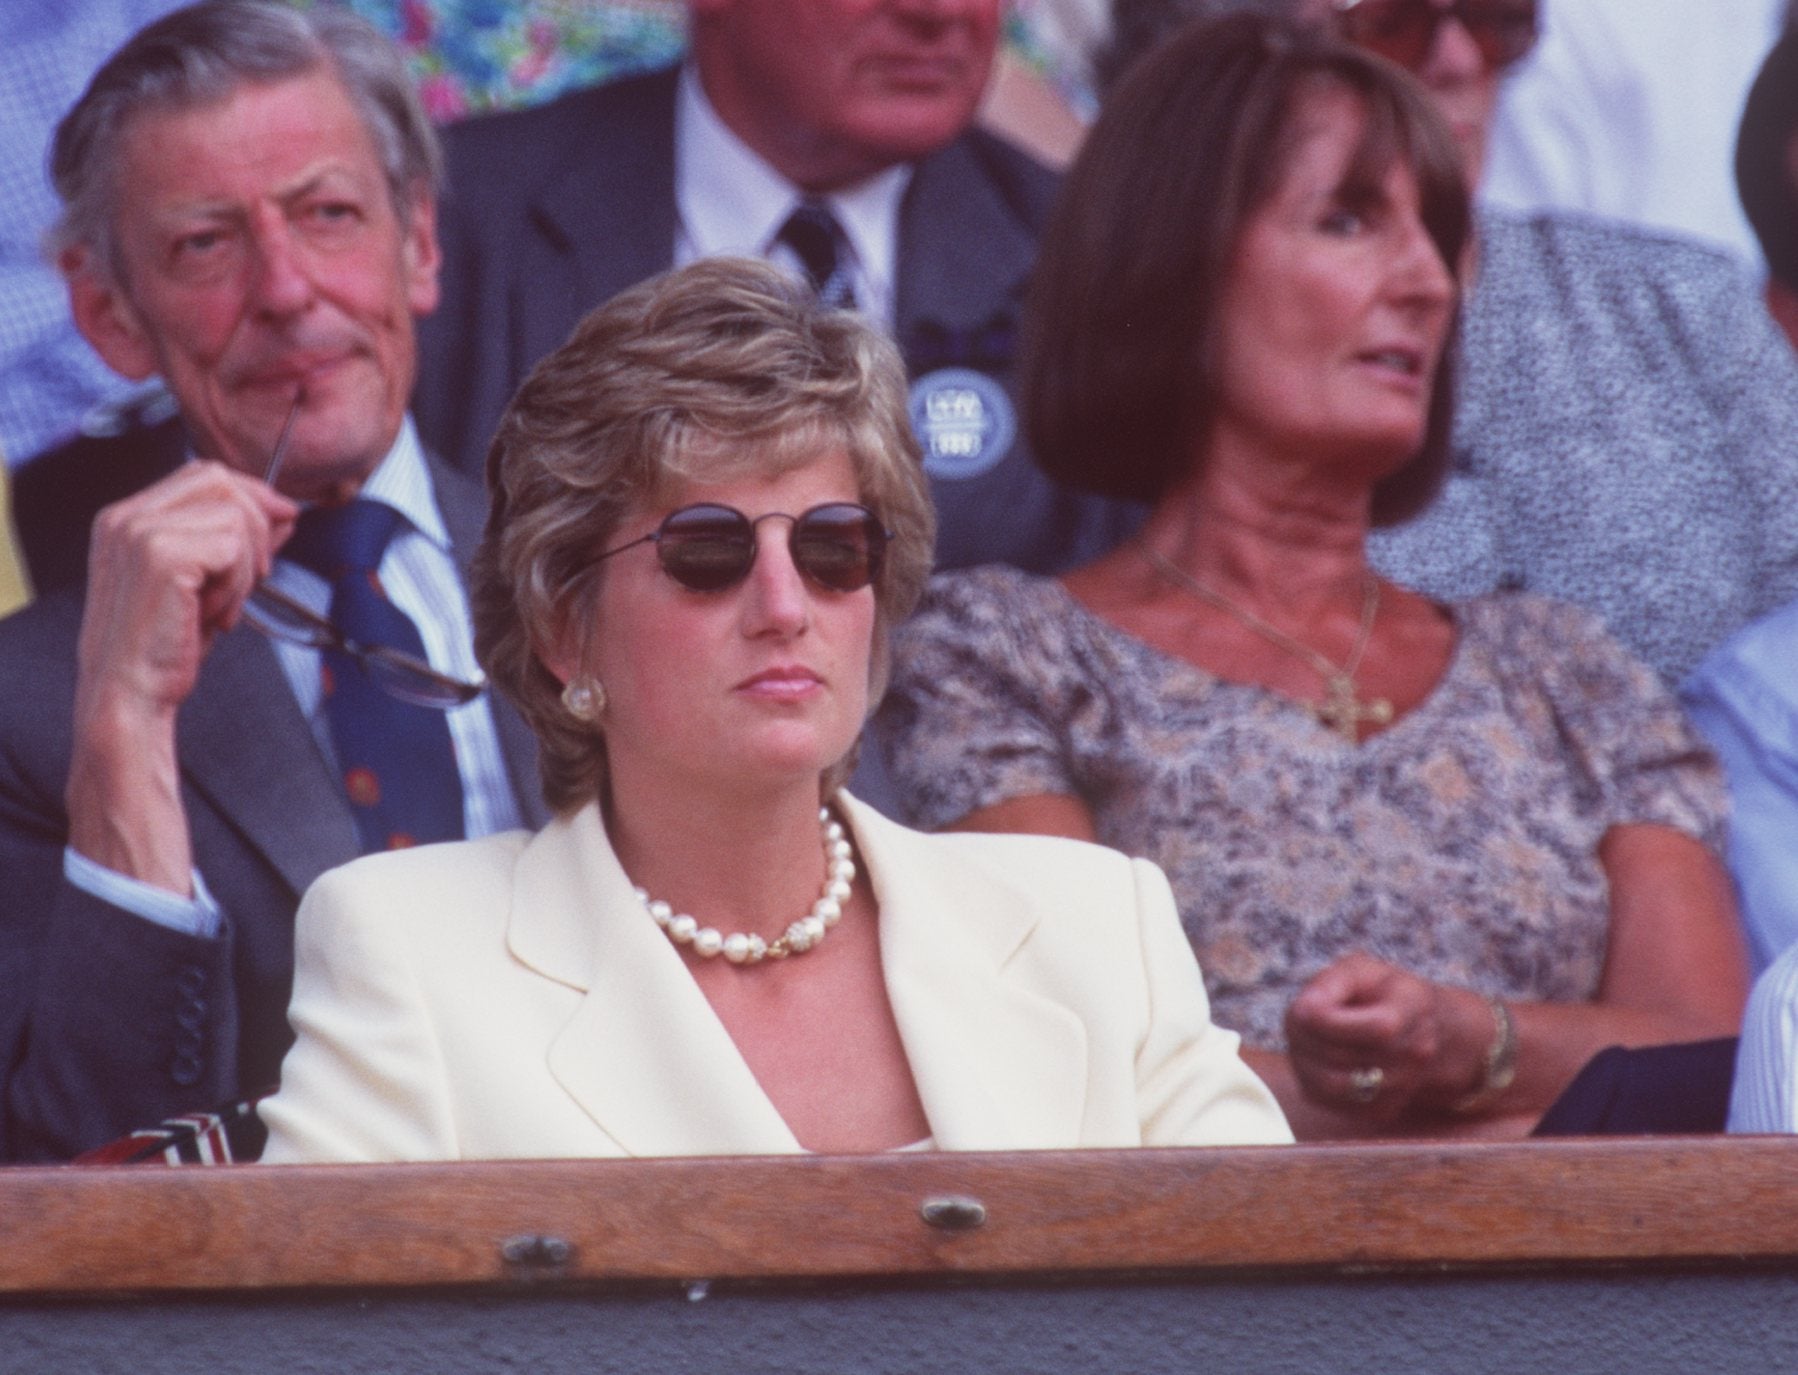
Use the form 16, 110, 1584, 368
1347, 1065, 1385, 1103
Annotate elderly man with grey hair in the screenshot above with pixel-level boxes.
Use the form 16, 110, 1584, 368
0, 0, 545, 1162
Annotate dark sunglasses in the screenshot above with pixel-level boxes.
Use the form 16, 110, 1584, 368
594, 502, 891, 594
1332, 0, 1539, 73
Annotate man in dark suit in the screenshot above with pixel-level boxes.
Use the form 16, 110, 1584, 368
415, 0, 1143, 576
0, 0, 545, 1162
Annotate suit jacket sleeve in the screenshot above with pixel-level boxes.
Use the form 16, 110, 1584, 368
0, 593, 292, 1163
1125, 858, 1294, 1147
1, 438, 533, 1162
2, 417, 245, 1159
0, 672, 240, 1161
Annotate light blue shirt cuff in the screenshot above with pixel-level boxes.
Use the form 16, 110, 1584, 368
62, 848, 223, 940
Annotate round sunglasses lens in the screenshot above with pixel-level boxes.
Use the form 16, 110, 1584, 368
656, 506, 756, 591
1341, 1, 1433, 68
793, 506, 885, 592
1342, 0, 1536, 71
1472, 5, 1538, 67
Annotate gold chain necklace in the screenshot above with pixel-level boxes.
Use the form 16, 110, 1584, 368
1135, 539, 1395, 742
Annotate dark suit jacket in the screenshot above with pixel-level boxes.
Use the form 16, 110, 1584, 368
11, 393, 188, 597
414, 65, 1144, 576
0, 416, 548, 1161
1531, 1038, 1739, 1136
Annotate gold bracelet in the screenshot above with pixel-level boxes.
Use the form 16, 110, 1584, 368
1450, 996, 1517, 1115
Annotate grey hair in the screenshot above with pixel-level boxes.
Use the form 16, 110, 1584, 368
49, 0, 441, 279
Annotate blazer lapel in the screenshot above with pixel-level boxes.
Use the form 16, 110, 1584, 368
506, 805, 799, 1157
839, 796, 1090, 1151
503, 798, 1091, 1155
177, 626, 358, 896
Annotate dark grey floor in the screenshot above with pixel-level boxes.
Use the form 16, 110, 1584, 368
6, 1266, 1796, 1374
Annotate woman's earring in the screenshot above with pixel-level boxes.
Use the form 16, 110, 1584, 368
561, 677, 606, 722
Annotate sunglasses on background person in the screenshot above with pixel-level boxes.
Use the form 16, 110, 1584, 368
1331, 0, 1540, 73
595, 502, 892, 594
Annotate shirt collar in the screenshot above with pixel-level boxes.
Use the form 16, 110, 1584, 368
355, 414, 448, 550
673, 63, 911, 324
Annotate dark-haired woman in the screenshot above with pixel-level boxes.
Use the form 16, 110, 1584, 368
1097, 0, 1798, 689
879, 16, 1746, 1141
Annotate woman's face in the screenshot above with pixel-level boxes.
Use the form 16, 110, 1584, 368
575, 448, 879, 802
1208, 88, 1455, 480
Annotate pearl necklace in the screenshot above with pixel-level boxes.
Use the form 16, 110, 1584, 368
634, 808, 855, 965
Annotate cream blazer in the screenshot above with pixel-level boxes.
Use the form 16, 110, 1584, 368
260, 794, 1290, 1161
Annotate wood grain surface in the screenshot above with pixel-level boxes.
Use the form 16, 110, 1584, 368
5, 1138, 1796, 1296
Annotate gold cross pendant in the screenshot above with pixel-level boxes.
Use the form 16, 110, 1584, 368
1312, 674, 1395, 743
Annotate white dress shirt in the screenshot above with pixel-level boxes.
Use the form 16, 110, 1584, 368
1730, 942, 1798, 1132
672, 62, 910, 328
1683, 596, 1798, 974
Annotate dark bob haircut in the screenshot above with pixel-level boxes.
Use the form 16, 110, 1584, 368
1023, 13, 1470, 522
1737, 26, 1798, 294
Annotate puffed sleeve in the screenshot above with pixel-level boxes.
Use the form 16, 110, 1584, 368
259, 859, 459, 1164
1492, 595, 1728, 853
877, 567, 1085, 829
1126, 857, 1293, 1146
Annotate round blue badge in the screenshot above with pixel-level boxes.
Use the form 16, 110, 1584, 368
908, 368, 1017, 481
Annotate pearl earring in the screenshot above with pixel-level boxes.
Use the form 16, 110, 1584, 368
561, 677, 606, 721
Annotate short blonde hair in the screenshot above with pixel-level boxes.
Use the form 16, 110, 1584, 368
473, 257, 936, 813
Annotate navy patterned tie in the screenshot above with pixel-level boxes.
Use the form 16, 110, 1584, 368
777, 200, 858, 309
284, 499, 465, 853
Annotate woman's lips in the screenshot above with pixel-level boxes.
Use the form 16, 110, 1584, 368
1355, 342, 1435, 392
1358, 346, 1424, 375
736, 666, 824, 701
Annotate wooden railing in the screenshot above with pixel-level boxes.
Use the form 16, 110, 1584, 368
6, 1137, 1798, 1297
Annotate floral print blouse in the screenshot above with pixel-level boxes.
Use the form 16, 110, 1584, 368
877, 567, 1728, 1050
341, 0, 684, 122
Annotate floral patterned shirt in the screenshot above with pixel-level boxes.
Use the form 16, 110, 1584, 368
340, 0, 685, 122
877, 567, 1728, 1050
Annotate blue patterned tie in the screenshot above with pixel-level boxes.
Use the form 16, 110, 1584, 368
284, 500, 465, 853
777, 200, 858, 309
